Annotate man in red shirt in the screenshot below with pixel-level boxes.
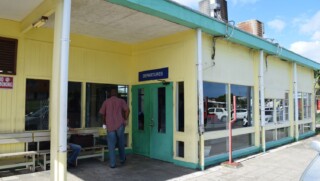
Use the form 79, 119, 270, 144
99, 89, 130, 168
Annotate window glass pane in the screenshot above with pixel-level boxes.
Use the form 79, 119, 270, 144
231, 85, 253, 128
25, 79, 49, 131
232, 134, 254, 151
158, 87, 166, 133
203, 82, 228, 131
138, 88, 144, 131
307, 93, 312, 118
277, 127, 289, 140
204, 138, 227, 157
178, 82, 184, 132
266, 129, 276, 142
284, 92, 289, 121
303, 123, 312, 133
303, 93, 308, 119
298, 92, 302, 120
265, 99, 275, 124
86, 83, 128, 128
68, 82, 81, 128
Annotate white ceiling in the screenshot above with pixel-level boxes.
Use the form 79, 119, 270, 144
0, 0, 43, 21
0, 0, 189, 44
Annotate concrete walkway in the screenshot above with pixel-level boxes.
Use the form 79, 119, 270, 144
1, 135, 319, 181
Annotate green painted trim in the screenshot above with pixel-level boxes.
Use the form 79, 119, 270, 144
204, 146, 260, 167
173, 159, 199, 170
298, 131, 316, 140
266, 137, 294, 150
107, 0, 320, 70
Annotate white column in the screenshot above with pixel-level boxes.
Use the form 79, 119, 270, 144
259, 50, 266, 152
196, 28, 205, 170
50, 0, 71, 180
293, 63, 299, 140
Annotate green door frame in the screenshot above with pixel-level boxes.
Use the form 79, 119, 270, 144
132, 82, 173, 162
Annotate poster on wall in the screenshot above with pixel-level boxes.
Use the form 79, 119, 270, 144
0, 76, 13, 89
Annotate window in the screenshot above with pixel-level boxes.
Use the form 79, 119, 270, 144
303, 93, 312, 119
231, 84, 253, 128
68, 82, 81, 128
85, 83, 128, 128
296, 92, 312, 121
25, 79, 50, 131
177, 82, 184, 132
203, 82, 228, 131
284, 92, 289, 121
0, 37, 18, 75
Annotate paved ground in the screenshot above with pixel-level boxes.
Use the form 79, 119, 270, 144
1, 134, 319, 181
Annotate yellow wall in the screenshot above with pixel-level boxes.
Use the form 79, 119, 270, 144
202, 34, 254, 86
131, 30, 199, 164
264, 57, 291, 99
297, 65, 314, 93
0, 20, 133, 153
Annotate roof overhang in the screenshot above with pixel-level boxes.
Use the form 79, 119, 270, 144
107, 0, 320, 70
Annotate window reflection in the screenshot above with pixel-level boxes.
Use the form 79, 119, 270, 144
158, 87, 166, 133
231, 85, 253, 128
138, 88, 144, 130
203, 82, 228, 131
86, 83, 128, 128
25, 79, 50, 131
68, 82, 81, 128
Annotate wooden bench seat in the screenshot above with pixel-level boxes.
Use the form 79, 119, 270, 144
0, 132, 36, 171
33, 129, 105, 170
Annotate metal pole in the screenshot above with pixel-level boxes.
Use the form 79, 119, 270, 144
229, 96, 236, 163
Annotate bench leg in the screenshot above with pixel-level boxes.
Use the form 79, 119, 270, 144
100, 148, 104, 162
43, 154, 47, 171
32, 154, 35, 172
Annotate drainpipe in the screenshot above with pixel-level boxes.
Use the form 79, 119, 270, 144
197, 28, 205, 170
259, 50, 266, 152
50, 0, 71, 180
293, 63, 299, 140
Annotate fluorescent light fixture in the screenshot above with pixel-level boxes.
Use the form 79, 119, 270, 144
32, 16, 48, 28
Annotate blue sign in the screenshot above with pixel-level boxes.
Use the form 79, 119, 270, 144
139, 67, 169, 82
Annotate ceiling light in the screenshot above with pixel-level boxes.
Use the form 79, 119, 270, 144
32, 16, 48, 28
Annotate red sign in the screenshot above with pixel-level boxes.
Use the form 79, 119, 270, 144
0, 76, 13, 89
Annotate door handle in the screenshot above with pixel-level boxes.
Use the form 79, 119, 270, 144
150, 118, 154, 127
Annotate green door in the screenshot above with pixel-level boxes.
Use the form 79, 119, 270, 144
132, 83, 173, 162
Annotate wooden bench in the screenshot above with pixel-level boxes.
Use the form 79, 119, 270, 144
33, 129, 105, 170
70, 129, 106, 163
0, 132, 37, 171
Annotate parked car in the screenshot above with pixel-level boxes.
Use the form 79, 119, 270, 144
25, 106, 49, 130
300, 141, 320, 181
231, 109, 247, 119
208, 107, 227, 122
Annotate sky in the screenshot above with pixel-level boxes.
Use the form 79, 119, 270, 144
172, 0, 320, 63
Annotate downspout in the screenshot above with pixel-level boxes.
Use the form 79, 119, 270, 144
293, 63, 299, 140
197, 28, 205, 170
259, 50, 266, 152
50, 0, 71, 180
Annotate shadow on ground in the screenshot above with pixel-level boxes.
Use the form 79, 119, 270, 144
1, 155, 196, 181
